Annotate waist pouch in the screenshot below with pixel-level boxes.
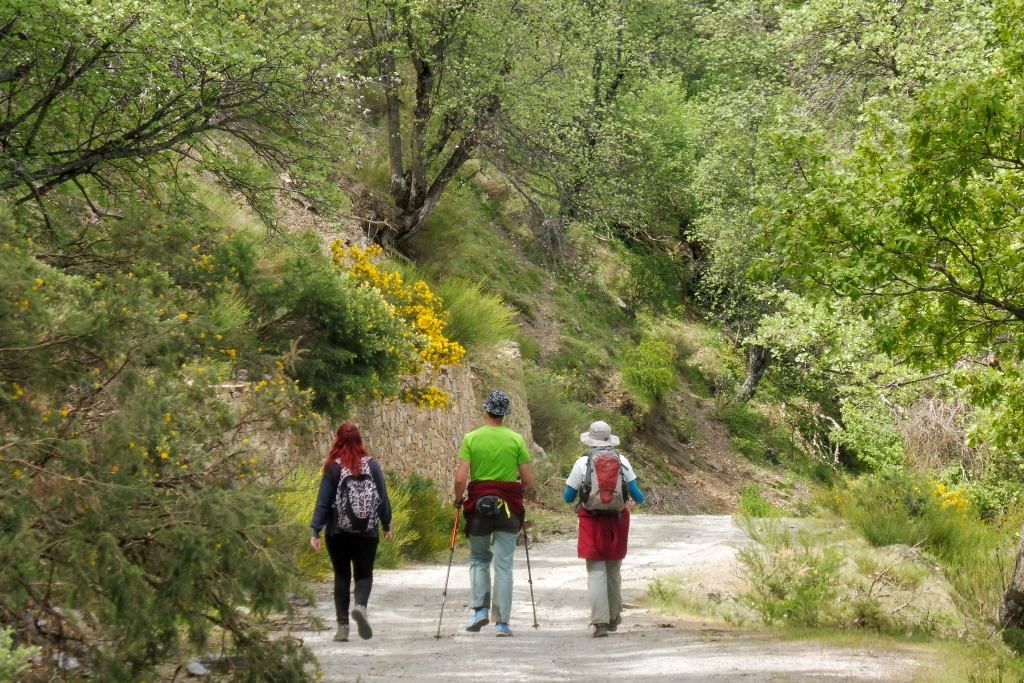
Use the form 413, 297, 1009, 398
475, 495, 511, 518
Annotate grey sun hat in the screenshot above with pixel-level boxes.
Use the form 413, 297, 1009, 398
580, 420, 620, 448
482, 389, 512, 417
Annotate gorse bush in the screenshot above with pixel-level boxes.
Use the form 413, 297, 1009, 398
738, 520, 842, 626
0, 626, 38, 682
0, 194, 415, 679
829, 471, 1011, 623
331, 242, 466, 409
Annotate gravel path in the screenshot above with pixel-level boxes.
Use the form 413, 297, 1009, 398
298, 515, 925, 682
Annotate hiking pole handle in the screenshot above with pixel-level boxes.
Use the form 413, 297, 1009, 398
448, 507, 461, 550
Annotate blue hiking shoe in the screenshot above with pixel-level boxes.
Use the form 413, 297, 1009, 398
495, 623, 513, 637
465, 608, 489, 632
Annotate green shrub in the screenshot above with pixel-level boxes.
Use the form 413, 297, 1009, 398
278, 469, 453, 573
621, 336, 678, 409
738, 483, 785, 518
277, 468, 334, 582
381, 473, 454, 564
524, 363, 593, 456
830, 471, 1010, 622
831, 399, 906, 471
0, 627, 38, 682
433, 278, 519, 352
621, 247, 689, 313
738, 520, 842, 626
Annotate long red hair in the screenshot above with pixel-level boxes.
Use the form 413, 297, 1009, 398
324, 423, 368, 473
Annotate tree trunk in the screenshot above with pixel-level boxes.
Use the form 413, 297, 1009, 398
999, 526, 1024, 628
737, 344, 771, 402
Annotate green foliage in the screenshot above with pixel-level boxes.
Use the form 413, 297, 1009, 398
278, 468, 453, 576
829, 471, 1011, 622
619, 245, 690, 313
719, 404, 807, 470
621, 336, 678, 409
0, 0, 347, 203
0, 626, 38, 682
831, 400, 906, 472
738, 483, 785, 518
253, 236, 413, 417
738, 520, 843, 627
0, 189, 416, 678
523, 363, 595, 458
377, 474, 454, 566
433, 279, 519, 353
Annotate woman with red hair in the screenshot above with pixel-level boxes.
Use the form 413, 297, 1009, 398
310, 423, 392, 642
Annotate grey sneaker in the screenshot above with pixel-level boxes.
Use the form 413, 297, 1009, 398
333, 624, 349, 642
351, 605, 372, 640
593, 623, 610, 638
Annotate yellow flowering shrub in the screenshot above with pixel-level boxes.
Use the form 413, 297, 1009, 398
332, 241, 464, 409
930, 481, 970, 514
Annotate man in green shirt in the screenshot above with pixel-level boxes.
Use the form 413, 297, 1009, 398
454, 389, 534, 637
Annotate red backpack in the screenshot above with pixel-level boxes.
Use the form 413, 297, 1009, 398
579, 448, 627, 513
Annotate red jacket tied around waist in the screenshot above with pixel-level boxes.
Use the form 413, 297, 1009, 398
465, 480, 525, 520
576, 508, 630, 561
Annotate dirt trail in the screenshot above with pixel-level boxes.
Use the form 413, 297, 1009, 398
298, 515, 926, 682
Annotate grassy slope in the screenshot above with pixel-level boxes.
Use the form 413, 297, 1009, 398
395, 166, 826, 516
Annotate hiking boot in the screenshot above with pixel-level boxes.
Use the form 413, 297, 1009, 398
593, 623, 610, 638
333, 623, 349, 642
351, 605, 372, 640
465, 608, 489, 632
495, 623, 513, 637
608, 617, 620, 633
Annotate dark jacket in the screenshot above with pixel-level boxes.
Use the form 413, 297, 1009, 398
310, 458, 392, 538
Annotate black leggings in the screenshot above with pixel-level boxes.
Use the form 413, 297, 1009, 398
325, 533, 379, 624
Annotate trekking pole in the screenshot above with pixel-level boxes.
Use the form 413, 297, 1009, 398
520, 522, 539, 629
434, 507, 461, 639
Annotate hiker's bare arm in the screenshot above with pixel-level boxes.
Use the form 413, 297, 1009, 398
519, 463, 535, 489
454, 460, 470, 504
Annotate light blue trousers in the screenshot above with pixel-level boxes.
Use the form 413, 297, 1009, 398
468, 530, 517, 623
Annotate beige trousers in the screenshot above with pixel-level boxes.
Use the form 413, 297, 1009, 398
585, 559, 622, 626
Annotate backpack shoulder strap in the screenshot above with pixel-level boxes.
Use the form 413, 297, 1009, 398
575, 449, 598, 512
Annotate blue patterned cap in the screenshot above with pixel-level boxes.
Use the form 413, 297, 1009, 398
482, 389, 512, 417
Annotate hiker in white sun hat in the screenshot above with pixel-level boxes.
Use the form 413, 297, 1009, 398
563, 420, 645, 638
579, 420, 620, 448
